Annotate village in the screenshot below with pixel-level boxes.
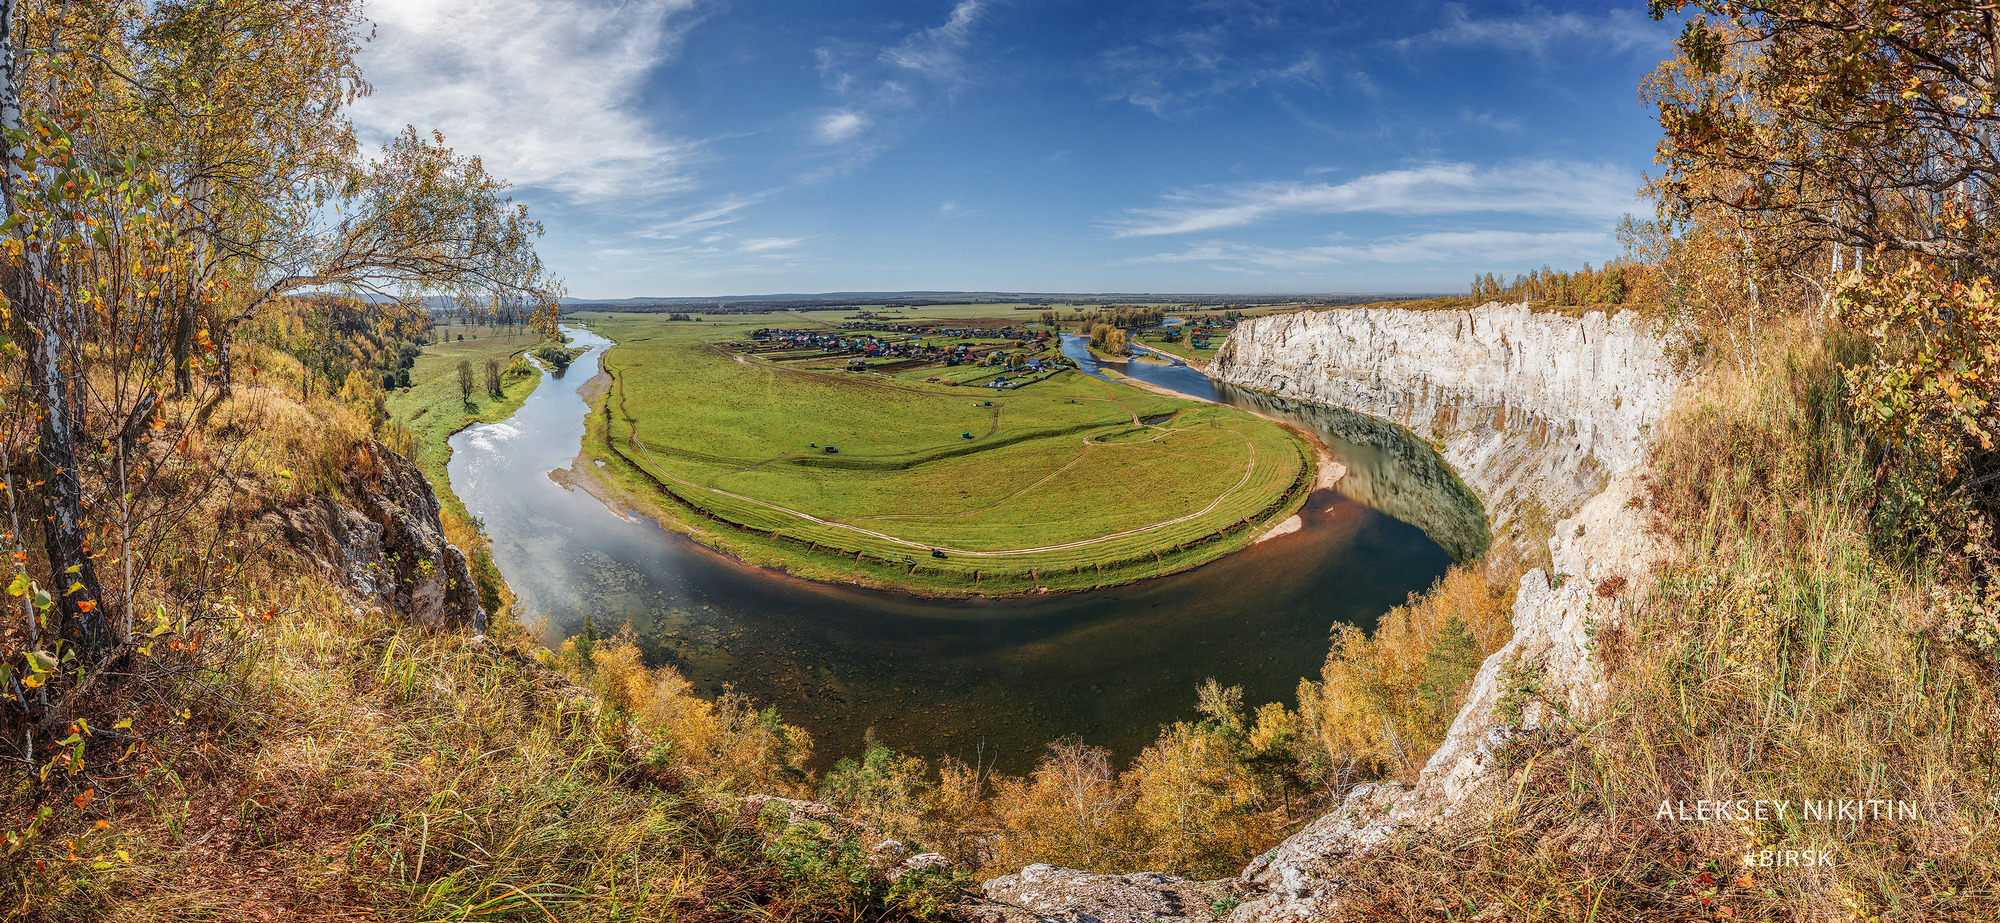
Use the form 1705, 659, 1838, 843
739, 322, 1071, 389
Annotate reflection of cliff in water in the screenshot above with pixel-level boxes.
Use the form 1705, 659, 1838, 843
1215, 383, 1490, 564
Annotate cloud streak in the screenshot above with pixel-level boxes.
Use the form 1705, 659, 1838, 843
1400, 4, 1671, 58
1108, 162, 1637, 237
1125, 229, 1620, 272
355, 0, 700, 200
805, 0, 989, 172
882, 0, 986, 85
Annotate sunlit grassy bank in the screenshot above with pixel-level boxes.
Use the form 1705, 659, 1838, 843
382, 323, 546, 492
379, 324, 548, 621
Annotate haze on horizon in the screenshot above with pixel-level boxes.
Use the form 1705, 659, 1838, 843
354, 0, 1676, 300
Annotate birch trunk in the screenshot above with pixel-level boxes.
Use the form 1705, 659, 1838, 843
1, 0, 113, 651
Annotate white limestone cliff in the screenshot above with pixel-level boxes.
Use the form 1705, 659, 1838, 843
1212, 302, 1679, 536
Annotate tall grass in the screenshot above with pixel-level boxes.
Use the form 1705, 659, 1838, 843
1323, 329, 2000, 921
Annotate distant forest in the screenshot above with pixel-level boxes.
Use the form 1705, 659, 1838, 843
1468, 256, 1650, 307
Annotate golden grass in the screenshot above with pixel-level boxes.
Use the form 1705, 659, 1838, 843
1320, 328, 2000, 921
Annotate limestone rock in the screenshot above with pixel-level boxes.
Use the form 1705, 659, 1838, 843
978, 865, 1225, 923
892, 852, 953, 883
1224, 468, 1673, 921
261, 440, 487, 631
1212, 302, 1680, 536
1008, 303, 1685, 922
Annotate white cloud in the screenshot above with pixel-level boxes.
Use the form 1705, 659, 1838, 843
816, 110, 868, 144
637, 193, 768, 239
354, 0, 700, 200
738, 237, 805, 253
1402, 4, 1671, 58
1108, 162, 1637, 237
881, 0, 985, 85
803, 1, 990, 176
1126, 230, 1619, 272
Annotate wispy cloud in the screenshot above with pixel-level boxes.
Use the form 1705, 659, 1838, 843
1124, 230, 1619, 273
1108, 162, 1637, 237
1092, 1, 1338, 118
636, 193, 769, 239
1098, 41, 1325, 117
816, 110, 869, 144
1399, 4, 1671, 58
806, 1, 991, 174
355, 0, 702, 200
737, 237, 805, 253
882, 0, 986, 85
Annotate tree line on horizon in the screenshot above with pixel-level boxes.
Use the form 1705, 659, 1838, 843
1468, 257, 1642, 307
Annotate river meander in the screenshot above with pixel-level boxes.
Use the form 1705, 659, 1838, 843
449, 326, 1467, 772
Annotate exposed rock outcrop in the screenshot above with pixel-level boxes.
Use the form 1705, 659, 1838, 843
262, 441, 487, 631
970, 865, 1227, 923
1210, 304, 1682, 921
1228, 467, 1671, 922
1212, 303, 1679, 537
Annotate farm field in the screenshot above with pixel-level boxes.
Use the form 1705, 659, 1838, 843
571, 310, 1312, 595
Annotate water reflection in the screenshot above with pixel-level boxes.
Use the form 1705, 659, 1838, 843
1062, 335, 1489, 562
450, 327, 1455, 772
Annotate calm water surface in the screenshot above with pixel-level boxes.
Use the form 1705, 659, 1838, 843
450, 327, 1457, 771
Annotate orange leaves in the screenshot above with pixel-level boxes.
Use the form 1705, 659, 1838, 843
1840, 262, 2000, 534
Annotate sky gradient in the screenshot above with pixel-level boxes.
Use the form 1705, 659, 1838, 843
353, 1, 1680, 299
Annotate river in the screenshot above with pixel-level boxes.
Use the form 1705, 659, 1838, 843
448, 326, 1468, 773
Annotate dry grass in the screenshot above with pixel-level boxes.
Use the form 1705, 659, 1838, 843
1319, 329, 2000, 921
7, 574, 963, 921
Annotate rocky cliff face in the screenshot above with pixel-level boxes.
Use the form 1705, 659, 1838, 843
1227, 467, 1671, 922
973, 304, 1683, 923
262, 441, 488, 632
1212, 303, 1679, 538
1217, 304, 1680, 921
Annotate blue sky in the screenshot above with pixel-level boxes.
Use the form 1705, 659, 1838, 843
353, 1, 1678, 299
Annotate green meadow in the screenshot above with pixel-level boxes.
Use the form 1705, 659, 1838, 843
570, 310, 1311, 595
384, 323, 546, 495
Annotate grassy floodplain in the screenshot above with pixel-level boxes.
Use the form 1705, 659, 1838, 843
571, 310, 1312, 595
